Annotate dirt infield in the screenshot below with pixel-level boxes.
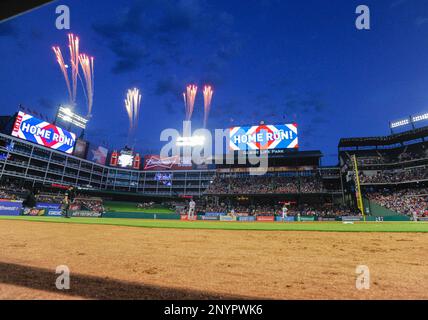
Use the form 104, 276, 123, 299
0, 220, 427, 299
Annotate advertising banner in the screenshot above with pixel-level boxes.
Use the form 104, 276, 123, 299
71, 211, 102, 217
229, 124, 298, 151
23, 208, 46, 216
341, 216, 362, 222
201, 215, 219, 221
87, 144, 108, 165
180, 215, 197, 221
317, 217, 336, 221
219, 215, 237, 221
256, 216, 275, 222
0, 201, 23, 216
238, 216, 256, 222
11, 111, 76, 154
143, 155, 192, 171
22, 207, 63, 216
275, 216, 295, 222
299, 216, 316, 221
36, 202, 61, 210
46, 209, 63, 216
205, 212, 226, 217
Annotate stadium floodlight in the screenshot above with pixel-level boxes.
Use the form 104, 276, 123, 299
176, 135, 205, 147
390, 111, 428, 129
412, 112, 428, 123
57, 106, 89, 129
390, 118, 410, 129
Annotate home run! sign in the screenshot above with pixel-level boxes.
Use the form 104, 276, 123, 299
11, 111, 76, 154
229, 124, 298, 150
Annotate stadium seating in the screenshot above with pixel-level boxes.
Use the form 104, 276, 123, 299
206, 174, 324, 195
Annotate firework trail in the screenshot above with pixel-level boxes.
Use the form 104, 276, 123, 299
203, 85, 213, 128
52, 46, 72, 104
68, 34, 80, 104
183, 84, 198, 121
125, 88, 142, 135
78, 54, 95, 117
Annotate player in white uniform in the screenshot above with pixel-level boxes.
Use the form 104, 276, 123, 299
188, 199, 196, 220
282, 205, 288, 221
412, 211, 418, 222
230, 208, 235, 217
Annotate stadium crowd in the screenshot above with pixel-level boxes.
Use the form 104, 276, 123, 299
70, 196, 104, 213
206, 175, 324, 194
360, 166, 428, 184
0, 184, 28, 200
367, 188, 428, 218
0, 180, 105, 214
36, 192, 66, 203
344, 148, 428, 166
199, 202, 358, 217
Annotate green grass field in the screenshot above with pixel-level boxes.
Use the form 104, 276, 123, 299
1, 215, 427, 232
103, 201, 175, 213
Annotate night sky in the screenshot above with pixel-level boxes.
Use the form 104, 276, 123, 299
1, 0, 428, 165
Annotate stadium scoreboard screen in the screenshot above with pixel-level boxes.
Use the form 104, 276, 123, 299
11, 111, 76, 154
110, 149, 141, 169
154, 173, 173, 186
229, 124, 298, 151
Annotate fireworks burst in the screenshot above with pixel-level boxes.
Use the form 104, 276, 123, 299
125, 88, 142, 135
78, 54, 95, 117
68, 34, 80, 104
53, 34, 96, 120
183, 84, 198, 121
203, 85, 213, 128
52, 46, 72, 104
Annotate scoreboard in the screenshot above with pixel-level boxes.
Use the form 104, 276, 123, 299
229, 124, 298, 151
11, 111, 76, 154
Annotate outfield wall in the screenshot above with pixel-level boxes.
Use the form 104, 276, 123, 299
101, 212, 412, 221
102, 212, 181, 220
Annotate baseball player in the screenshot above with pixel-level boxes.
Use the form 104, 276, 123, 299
62, 194, 70, 218
282, 204, 288, 221
188, 199, 196, 220
412, 210, 418, 222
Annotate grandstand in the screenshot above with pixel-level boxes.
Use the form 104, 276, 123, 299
339, 126, 428, 220
0, 132, 214, 197
1, 109, 428, 221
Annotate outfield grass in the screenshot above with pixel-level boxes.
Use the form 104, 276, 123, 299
1, 215, 427, 232
103, 201, 175, 213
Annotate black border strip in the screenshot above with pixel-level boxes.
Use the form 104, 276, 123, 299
0, 0, 56, 23
0, 300, 426, 318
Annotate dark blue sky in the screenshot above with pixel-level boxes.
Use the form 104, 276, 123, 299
1, 0, 428, 164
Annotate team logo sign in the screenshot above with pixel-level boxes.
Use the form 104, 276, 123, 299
229, 124, 298, 150
144, 155, 180, 170
143, 155, 192, 170
11, 111, 76, 154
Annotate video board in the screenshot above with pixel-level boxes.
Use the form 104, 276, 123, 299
11, 111, 76, 154
87, 145, 109, 165
229, 124, 298, 151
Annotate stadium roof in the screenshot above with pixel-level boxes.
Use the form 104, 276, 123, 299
338, 125, 428, 148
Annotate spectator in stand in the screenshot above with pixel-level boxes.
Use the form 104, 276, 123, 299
206, 174, 323, 195
367, 188, 428, 218
360, 166, 428, 184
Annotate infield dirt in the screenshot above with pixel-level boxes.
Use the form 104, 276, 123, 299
0, 220, 427, 299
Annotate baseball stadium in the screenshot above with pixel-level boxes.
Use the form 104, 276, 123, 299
1, 0, 428, 302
